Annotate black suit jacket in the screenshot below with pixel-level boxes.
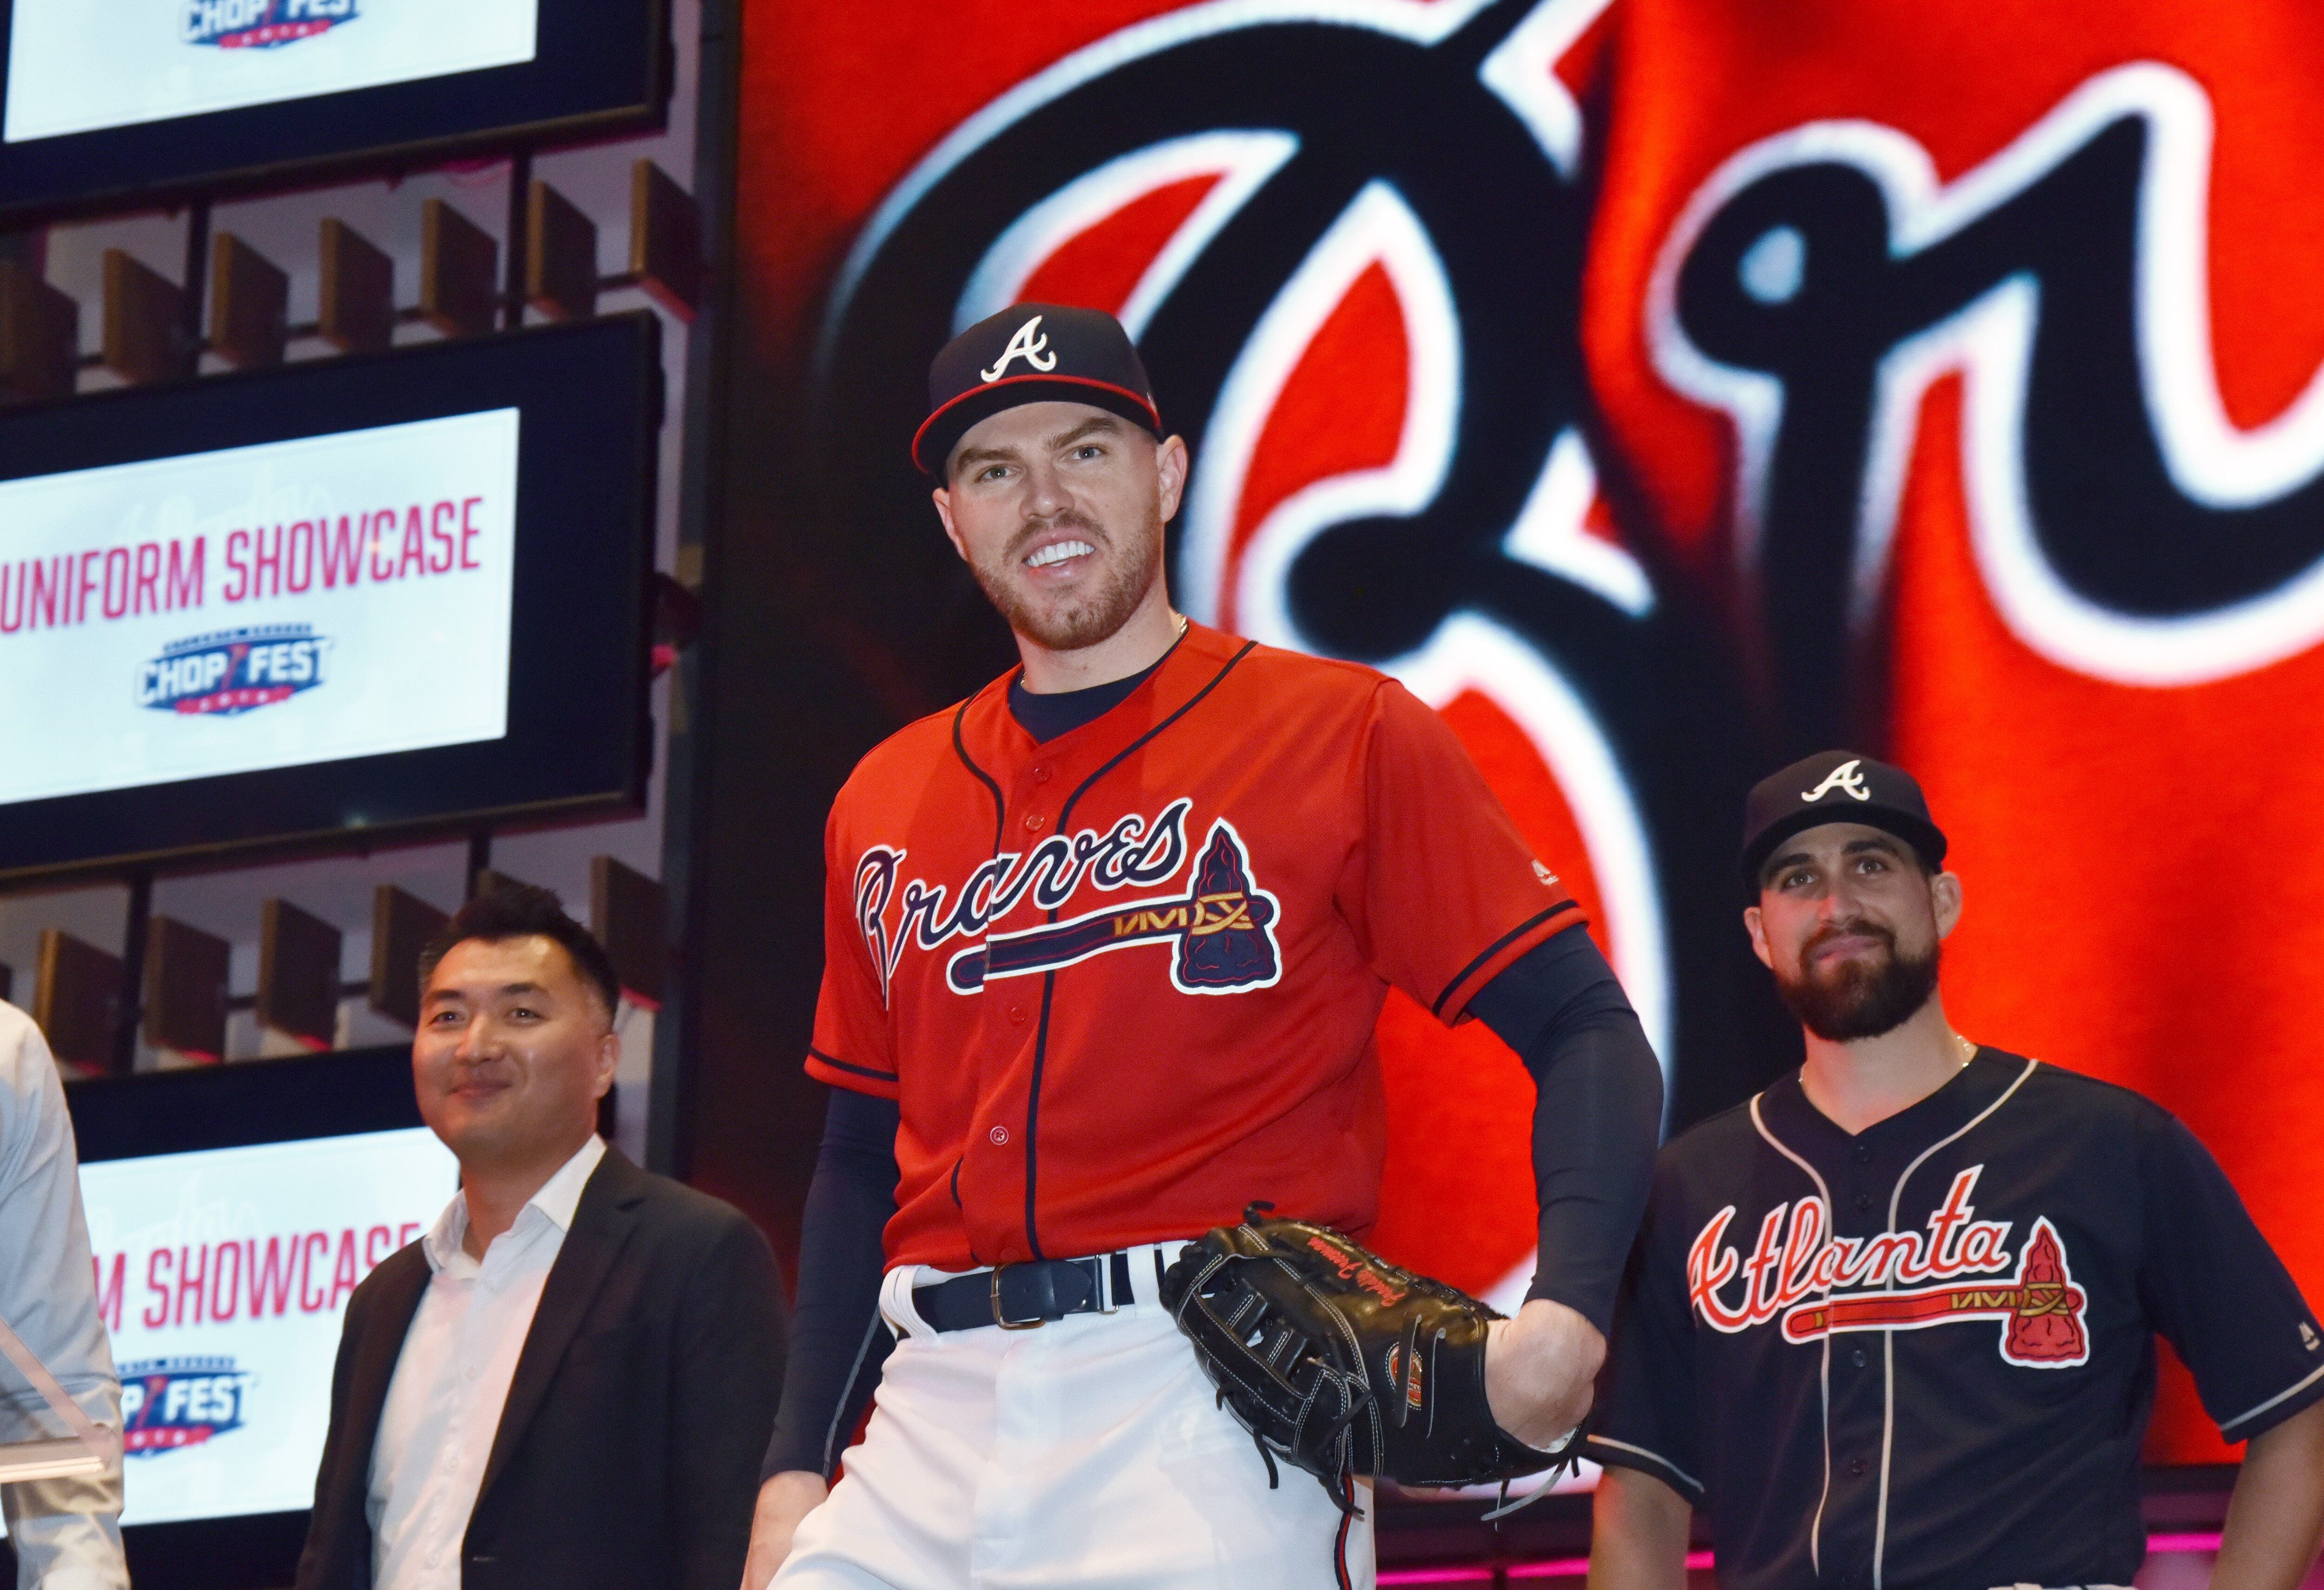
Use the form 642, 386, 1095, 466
295, 1147, 785, 1590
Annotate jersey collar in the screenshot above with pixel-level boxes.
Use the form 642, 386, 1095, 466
1759, 1047, 2025, 1161
959, 620, 1255, 768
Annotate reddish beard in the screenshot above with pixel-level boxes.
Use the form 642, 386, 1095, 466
971, 509, 1161, 652
1773, 918, 1941, 1041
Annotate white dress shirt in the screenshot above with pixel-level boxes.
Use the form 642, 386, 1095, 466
0, 1003, 126, 1590
366, 1135, 605, 1590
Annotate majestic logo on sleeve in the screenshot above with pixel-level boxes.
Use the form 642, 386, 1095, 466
853, 801, 1284, 1000
1686, 1167, 2091, 1367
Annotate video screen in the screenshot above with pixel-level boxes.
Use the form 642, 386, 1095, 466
0, 410, 519, 807
4, 0, 537, 144
79, 1127, 457, 1526
0, 313, 660, 884
0, 0, 660, 220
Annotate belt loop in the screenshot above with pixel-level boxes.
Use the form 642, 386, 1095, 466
1127, 1242, 1187, 1310
880, 1266, 938, 1342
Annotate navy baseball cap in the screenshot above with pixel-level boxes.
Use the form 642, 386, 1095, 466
1740, 751, 1948, 887
913, 303, 1164, 475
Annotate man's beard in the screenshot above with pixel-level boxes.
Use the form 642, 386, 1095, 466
1773, 920, 1941, 1042
972, 512, 1158, 652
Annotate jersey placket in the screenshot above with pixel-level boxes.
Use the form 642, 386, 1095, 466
945, 731, 1058, 1266
951, 690, 1160, 1266
1820, 1135, 1889, 1590
1003, 748, 1061, 1260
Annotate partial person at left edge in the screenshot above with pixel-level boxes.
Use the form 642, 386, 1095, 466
0, 1003, 127, 1590
294, 884, 786, 1590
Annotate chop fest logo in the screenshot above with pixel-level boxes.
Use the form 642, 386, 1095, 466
139, 624, 331, 717
183, 0, 356, 47
119, 1357, 253, 1455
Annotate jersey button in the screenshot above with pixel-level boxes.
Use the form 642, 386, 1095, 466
1854, 1192, 1873, 1214
1852, 1142, 1872, 1163
1033, 765, 1053, 784
1847, 1456, 1869, 1478
1024, 811, 1047, 831
1850, 1347, 1868, 1369
1006, 1004, 1028, 1026
990, 1125, 1010, 1146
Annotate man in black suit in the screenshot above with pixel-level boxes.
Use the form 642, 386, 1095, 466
296, 884, 784, 1590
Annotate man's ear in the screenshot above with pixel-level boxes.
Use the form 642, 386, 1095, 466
1155, 434, 1191, 524
931, 484, 968, 561
1931, 870, 1964, 939
593, 1023, 620, 1101
1743, 904, 1775, 970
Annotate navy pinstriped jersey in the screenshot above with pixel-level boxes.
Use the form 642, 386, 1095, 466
1588, 1049, 2324, 1590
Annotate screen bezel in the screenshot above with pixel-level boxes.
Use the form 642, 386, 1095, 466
0, 0, 667, 224
0, 313, 662, 885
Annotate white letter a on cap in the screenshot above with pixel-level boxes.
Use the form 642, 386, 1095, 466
981, 316, 1057, 383
1801, 760, 1871, 803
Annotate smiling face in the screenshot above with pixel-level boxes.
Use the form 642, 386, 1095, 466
412, 934, 617, 1174
1745, 821, 1962, 1041
930, 400, 1188, 653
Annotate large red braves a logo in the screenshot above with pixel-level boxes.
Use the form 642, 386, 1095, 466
1687, 1167, 2091, 1367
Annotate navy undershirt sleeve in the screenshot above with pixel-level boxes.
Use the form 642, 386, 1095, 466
1466, 924, 1664, 1337
761, 1089, 899, 1481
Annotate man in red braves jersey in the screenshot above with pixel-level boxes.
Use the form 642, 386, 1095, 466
1586, 752, 2324, 1590
743, 303, 1665, 1589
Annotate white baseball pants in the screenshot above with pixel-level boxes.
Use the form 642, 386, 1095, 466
773, 1244, 1375, 1590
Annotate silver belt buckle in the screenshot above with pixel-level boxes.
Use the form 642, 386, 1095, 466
990, 1265, 1045, 1330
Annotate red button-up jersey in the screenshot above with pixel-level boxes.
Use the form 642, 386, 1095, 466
806, 622, 1583, 1270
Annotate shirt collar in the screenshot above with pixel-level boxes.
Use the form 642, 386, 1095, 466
423, 1134, 608, 1273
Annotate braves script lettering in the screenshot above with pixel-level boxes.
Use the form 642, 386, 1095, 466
855, 801, 1287, 1001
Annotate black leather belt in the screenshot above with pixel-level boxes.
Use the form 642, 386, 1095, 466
913, 1252, 1139, 1333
